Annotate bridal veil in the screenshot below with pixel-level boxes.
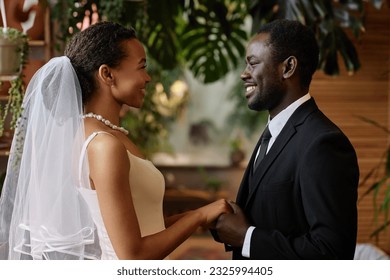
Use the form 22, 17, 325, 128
0, 56, 101, 259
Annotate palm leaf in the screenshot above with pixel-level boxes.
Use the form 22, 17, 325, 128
356, 115, 390, 134
370, 221, 390, 238
358, 150, 387, 201
360, 179, 387, 202
336, 26, 360, 72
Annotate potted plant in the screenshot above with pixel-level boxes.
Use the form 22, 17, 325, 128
0, 27, 28, 137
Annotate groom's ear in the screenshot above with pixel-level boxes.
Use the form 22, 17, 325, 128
97, 64, 115, 87
282, 56, 297, 79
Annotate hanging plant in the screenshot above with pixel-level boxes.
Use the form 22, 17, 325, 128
0, 27, 29, 137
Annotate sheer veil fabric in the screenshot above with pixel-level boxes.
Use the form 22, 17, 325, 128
0, 56, 101, 260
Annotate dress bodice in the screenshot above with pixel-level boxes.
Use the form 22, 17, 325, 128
78, 132, 166, 259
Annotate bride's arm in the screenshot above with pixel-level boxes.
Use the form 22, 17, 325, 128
88, 135, 230, 260
164, 212, 188, 228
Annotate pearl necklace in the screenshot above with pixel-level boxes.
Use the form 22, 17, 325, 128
83, 112, 129, 135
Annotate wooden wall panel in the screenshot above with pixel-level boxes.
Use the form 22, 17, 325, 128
311, 5, 390, 253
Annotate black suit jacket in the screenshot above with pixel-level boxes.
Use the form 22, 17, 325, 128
232, 98, 359, 259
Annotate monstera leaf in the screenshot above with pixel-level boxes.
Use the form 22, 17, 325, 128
122, 0, 248, 83
178, 1, 248, 83
139, 0, 183, 70
52, 0, 385, 81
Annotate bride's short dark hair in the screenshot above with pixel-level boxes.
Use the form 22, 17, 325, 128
64, 22, 137, 104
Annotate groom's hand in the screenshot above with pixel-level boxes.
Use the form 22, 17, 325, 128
215, 201, 249, 248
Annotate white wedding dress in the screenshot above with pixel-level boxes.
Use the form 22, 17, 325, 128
78, 131, 167, 259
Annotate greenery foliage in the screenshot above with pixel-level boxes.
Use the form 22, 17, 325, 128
51, 0, 249, 84
49, 0, 387, 156
248, 0, 387, 75
358, 116, 390, 237
51, 0, 387, 80
0, 28, 29, 136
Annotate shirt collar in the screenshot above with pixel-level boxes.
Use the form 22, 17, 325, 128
268, 93, 311, 139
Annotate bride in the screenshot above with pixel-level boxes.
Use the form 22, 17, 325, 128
0, 21, 231, 260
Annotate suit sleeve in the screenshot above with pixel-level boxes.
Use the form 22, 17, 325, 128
250, 131, 359, 259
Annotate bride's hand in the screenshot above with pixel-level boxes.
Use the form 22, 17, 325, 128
196, 199, 232, 227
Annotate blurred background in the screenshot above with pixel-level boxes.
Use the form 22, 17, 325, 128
0, 0, 389, 259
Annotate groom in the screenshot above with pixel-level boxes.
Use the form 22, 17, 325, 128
212, 19, 359, 259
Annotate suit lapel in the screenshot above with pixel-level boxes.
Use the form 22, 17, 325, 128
244, 98, 319, 207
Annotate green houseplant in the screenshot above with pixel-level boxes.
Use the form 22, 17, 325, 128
51, 0, 387, 81
358, 117, 390, 237
51, 0, 249, 84
0, 27, 28, 137
48, 0, 387, 152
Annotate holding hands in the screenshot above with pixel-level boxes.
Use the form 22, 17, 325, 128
196, 199, 233, 228
214, 201, 250, 248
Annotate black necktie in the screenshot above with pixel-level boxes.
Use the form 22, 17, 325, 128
254, 126, 272, 170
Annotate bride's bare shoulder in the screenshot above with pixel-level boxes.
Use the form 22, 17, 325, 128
86, 132, 128, 163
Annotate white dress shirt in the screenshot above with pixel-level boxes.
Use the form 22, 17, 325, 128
242, 93, 311, 258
